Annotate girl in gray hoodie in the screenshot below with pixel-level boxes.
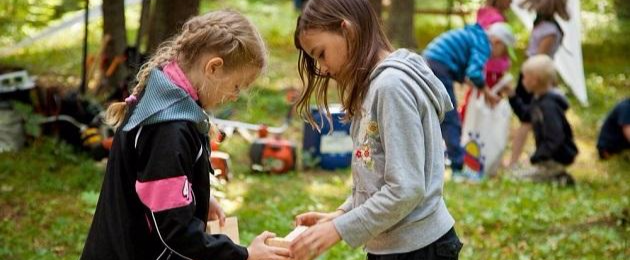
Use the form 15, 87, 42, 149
290, 0, 462, 259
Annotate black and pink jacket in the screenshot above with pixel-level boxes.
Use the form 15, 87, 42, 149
81, 69, 248, 260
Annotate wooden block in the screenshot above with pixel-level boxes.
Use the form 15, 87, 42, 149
266, 237, 291, 248
285, 225, 308, 240
207, 217, 240, 244
265, 226, 308, 249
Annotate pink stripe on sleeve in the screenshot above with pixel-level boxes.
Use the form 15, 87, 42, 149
136, 175, 193, 212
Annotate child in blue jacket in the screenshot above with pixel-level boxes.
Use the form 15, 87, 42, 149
423, 22, 514, 176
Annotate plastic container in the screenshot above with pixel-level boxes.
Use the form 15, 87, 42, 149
302, 104, 353, 170
0, 109, 25, 153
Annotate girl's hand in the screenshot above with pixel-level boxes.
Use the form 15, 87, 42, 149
498, 82, 515, 98
247, 231, 292, 260
290, 221, 341, 260
208, 195, 226, 226
295, 210, 344, 227
483, 87, 501, 108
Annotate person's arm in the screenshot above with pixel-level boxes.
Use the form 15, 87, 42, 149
530, 104, 566, 164
508, 91, 530, 120
337, 193, 352, 213
623, 125, 630, 142
332, 78, 429, 248
466, 41, 490, 89
135, 123, 249, 260
294, 193, 350, 227
537, 35, 557, 56
207, 194, 226, 226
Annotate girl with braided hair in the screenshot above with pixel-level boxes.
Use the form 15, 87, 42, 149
82, 10, 290, 260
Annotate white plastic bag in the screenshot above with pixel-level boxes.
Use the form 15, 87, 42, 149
460, 75, 513, 177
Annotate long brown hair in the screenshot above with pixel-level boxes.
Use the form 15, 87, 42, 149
106, 10, 266, 128
486, 0, 512, 12
520, 0, 570, 20
294, 0, 393, 131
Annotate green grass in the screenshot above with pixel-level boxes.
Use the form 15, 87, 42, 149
216, 130, 630, 260
1, 137, 628, 259
1, 0, 630, 259
0, 140, 103, 259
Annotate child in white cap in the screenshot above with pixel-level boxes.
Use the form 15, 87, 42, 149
423, 21, 516, 178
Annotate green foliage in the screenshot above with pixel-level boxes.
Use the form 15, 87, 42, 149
11, 101, 45, 137
0, 20, 103, 76
0, 0, 84, 46
204, 0, 298, 50
217, 88, 291, 126
614, 0, 630, 18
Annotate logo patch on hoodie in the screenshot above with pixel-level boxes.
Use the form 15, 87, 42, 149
355, 115, 379, 170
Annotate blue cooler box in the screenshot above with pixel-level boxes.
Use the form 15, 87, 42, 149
303, 105, 353, 170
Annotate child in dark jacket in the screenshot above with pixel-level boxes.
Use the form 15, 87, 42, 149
81, 10, 290, 260
506, 0, 571, 168
507, 54, 578, 184
597, 99, 630, 159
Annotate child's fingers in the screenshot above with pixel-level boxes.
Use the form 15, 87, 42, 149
218, 216, 225, 227
256, 231, 277, 241
317, 215, 333, 224
295, 212, 321, 226
218, 210, 226, 226
294, 213, 310, 226
270, 247, 291, 257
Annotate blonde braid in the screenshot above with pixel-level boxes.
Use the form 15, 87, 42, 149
105, 41, 179, 128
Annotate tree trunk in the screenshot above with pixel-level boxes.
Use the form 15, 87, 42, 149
147, 0, 200, 53
102, 0, 128, 92
135, 0, 152, 50
615, 0, 630, 18
386, 0, 416, 49
369, 0, 382, 19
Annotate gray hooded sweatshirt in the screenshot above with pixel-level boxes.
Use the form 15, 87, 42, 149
332, 49, 455, 254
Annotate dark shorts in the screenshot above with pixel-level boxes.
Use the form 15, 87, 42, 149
367, 228, 463, 260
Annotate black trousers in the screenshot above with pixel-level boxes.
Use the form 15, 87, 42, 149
367, 228, 463, 260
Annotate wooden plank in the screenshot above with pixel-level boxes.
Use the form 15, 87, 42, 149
265, 226, 308, 249
266, 237, 291, 249
284, 226, 308, 241
207, 217, 240, 244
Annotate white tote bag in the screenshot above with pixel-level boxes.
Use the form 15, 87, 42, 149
460, 75, 513, 177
